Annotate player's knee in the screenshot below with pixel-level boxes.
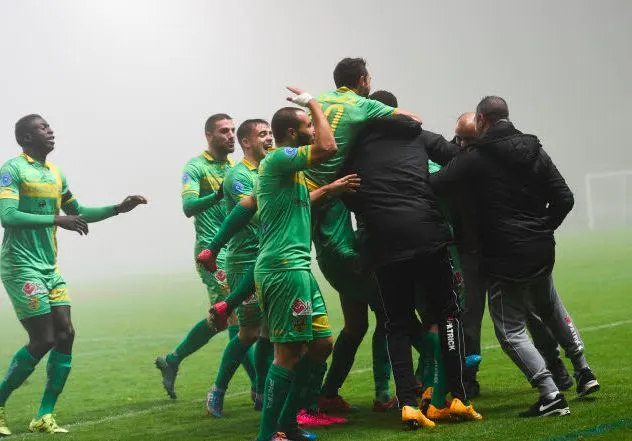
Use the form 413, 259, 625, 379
238, 326, 260, 345
342, 320, 368, 340
309, 336, 334, 362
55, 324, 75, 347
29, 336, 54, 359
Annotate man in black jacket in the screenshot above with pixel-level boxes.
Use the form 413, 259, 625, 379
340, 112, 483, 429
431, 96, 599, 417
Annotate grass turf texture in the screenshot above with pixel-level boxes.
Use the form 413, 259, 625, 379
0, 231, 630, 441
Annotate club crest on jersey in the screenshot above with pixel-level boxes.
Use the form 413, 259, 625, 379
233, 180, 245, 194
283, 147, 298, 157
215, 269, 227, 283
291, 299, 312, 316
0, 173, 12, 187
22, 281, 46, 296
182, 173, 191, 184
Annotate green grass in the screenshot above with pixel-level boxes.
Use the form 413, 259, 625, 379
1, 231, 631, 441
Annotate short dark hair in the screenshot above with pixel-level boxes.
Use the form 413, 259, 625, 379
476, 96, 509, 124
271, 107, 303, 142
333, 57, 368, 89
205, 113, 232, 133
15, 114, 43, 147
369, 90, 398, 107
237, 119, 269, 145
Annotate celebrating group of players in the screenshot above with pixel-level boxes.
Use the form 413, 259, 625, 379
0, 57, 599, 440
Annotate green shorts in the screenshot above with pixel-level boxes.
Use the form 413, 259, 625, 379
2, 272, 70, 321
196, 262, 230, 304
228, 270, 263, 327
255, 270, 332, 344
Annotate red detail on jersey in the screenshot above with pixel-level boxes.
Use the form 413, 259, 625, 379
215, 269, 226, 283
23, 282, 36, 296
564, 315, 572, 324
292, 299, 307, 315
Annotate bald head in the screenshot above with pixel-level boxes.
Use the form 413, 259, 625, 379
455, 112, 477, 147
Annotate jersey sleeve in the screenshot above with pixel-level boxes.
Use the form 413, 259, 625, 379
362, 97, 396, 120
0, 163, 20, 201
265, 146, 312, 174
224, 167, 255, 203
59, 170, 78, 210
181, 162, 200, 199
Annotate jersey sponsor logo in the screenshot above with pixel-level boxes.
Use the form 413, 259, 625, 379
182, 173, 191, 184
292, 316, 307, 332
291, 299, 312, 316
283, 147, 298, 157
215, 269, 227, 283
232, 180, 245, 194
0, 173, 12, 187
29, 296, 41, 311
22, 281, 47, 296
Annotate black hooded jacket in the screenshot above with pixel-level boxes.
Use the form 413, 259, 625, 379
430, 121, 574, 282
339, 115, 459, 268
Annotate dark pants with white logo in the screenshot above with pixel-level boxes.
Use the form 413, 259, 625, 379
488, 274, 588, 397
375, 247, 468, 407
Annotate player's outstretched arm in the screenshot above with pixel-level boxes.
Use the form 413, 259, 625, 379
197, 195, 257, 272
62, 195, 147, 223
286, 86, 337, 165
182, 186, 223, 218
310, 174, 361, 205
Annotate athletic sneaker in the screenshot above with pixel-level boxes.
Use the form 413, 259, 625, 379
296, 409, 333, 426
401, 405, 436, 430
282, 427, 318, 441
519, 393, 570, 417
373, 397, 398, 412
317, 395, 353, 413
206, 385, 225, 418
29, 414, 69, 433
426, 404, 453, 421
548, 358, 573, 391
575, 368, 600, 397
449, 398, 483, 421
0, 407, 11, 437
155, 355, 179, 399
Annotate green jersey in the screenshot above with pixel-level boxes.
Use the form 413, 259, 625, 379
255, 146, 312, 273
181, 151, 233, 259
304, 87, 395, 188
223, 159, 260, 273
0, 154, 72, 275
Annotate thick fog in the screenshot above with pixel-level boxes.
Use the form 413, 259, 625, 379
0, 0, 630, 280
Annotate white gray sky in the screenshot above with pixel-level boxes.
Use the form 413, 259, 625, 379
0, 0, 630, 280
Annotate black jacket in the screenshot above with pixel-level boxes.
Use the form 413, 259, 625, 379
430, 121, 574, 282
339, 115, 459, 268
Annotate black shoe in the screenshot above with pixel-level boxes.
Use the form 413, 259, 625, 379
575, 368, 600, 397
548, 358, 573, 391
519, 393, 570, 417
282, 427, 317, 441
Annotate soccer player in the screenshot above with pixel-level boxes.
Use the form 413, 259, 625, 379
0, 114, 147, 435
155, 114, 257, 400
430, 96, 599, 417
308, 58, 421, 412
206, 119, 273, 417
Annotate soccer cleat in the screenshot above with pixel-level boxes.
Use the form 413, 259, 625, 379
196, 249, 218, 272
208, 301, 229, 331
29, 414, 69, 433
373, 397, 398, 412
317, 395, 353, 413
548, 358, 573, 391
449, 398, 483, 421
296, 409, 334, 426
426, 404, 453, 421
254, 393, 264, 411
206, 385, 225, 418
575, 368, 600, 397
519, 393, 570, 417
402, 405, 435, 430
0, 407, 11, 437
271, 432, 290, 441
314, 410, 347, 424
281, 427, 318, 441
155, 355, 179, 399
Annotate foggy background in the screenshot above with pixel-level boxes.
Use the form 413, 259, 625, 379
0, 0, 630, 281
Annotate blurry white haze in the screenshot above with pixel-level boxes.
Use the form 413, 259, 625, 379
0, 0, 630, 281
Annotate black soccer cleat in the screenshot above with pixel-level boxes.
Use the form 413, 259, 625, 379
519, 393, 570, 417
575, 368, 600, 397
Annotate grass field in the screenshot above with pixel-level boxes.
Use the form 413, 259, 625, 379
1, 231, 631, 441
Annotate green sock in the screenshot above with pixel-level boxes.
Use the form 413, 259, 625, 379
304, 362, 327, 411
225, 266, 255, 312
255, 337, 273, 395
228, 325, 257, 389
37, 351, 72, 418
278, 355, 318, 430
372, 328, 392, 401
214, 335, 252, 391
421, 332, 435, 391
0, 346, 39, 406
321, 331, 361, 397
166, 319, 217, 366
257, 364, 294, 441
430, 332, 448, 408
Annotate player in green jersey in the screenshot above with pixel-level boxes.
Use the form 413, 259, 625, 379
155, 114, 257, 401
0, 114, 146, 436
307, 58, 422, 412
206, 119, 274, 417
